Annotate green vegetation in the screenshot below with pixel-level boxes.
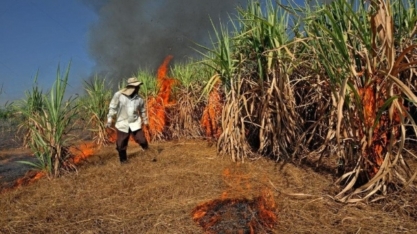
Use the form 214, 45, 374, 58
80, 75, 113, 146
137, 70, 158, 99
0, 102, 14, 120
0, 84, 17, 134
169, 61, 211, 138
17, 64, 78, 177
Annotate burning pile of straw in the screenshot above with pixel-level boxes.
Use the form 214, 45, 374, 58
192, 190, 277, 233
192, 166, 277, 233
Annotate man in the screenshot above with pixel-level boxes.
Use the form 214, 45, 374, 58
106, 77, 149, 163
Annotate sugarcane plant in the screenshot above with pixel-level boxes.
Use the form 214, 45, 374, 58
199, 0, 302, 161
169, 61, 208, 139
81, 75, 113, 146
196, 0, 416, 201
18, 75, 44, 148
17, 64, 78, 177
0, 84, 17, 136
302, 0, 417, 202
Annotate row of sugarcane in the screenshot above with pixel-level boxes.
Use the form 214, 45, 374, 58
143, 0, 417, 202
200, 0, 417, 203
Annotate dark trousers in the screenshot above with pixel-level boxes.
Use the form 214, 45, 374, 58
116, 128, 148, 162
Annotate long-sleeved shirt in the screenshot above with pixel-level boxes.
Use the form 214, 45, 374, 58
107, 91, 148, 133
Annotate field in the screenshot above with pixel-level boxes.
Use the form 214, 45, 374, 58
1, 0, 417, 232
1, 135, 417, 233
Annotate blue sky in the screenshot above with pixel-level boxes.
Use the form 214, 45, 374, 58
0, 0, 310, 106
0, 0, 250, 106
0, 0, 97, 105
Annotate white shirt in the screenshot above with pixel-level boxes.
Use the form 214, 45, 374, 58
107, 91, 148, 133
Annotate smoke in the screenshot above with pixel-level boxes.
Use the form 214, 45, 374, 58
82, 0, 246, 82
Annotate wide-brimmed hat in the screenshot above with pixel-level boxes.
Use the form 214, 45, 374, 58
121, 77, 143, 96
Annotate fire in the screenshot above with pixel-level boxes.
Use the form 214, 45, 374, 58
201, 80, 223, 139
191, 166, 278, 233
0, 169, 46, 194
12, 171, 46, 189
106, 127, 136, 143
144, 55, 178, 141
145, 96, 166, 140
3, 56, 179, 193
2, 141, 100, 193
358, 83, 401, 177
156, 55, 177, 105
106, 128, 117, 143
69, 141, 96, 164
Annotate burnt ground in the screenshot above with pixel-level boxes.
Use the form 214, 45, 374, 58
1, 130, 417, 233
0, 147, 37, 189
0, 124, 36, 189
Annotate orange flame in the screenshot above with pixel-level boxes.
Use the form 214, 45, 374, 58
156, 55, 177, 105
358, 82, 401, 177
145, 96, 166, 140
69, 142, 96, 164
106, 127, 136, 143
144, 55, 178, 141
201, 80, 223, 139
13, 171, 46, 188
106, 128, 117, 143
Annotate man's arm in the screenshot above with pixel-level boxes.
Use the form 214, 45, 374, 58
107, 92, 120, 125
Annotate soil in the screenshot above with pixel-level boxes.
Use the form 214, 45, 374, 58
1, 133, 417, 233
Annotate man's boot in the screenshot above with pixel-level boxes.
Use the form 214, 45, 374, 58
118, 150, 127, 163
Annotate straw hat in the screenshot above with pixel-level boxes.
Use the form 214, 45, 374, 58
121, 77, 143, 96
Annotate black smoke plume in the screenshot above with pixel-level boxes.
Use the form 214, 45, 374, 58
83, 0, 246, 83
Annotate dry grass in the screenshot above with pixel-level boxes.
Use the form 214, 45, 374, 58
1, 139, 417, 233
